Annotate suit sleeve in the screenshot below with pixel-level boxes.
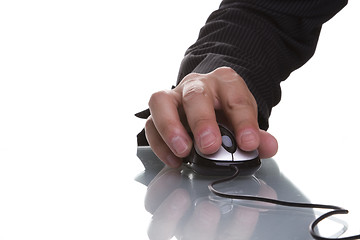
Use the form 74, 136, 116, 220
177, 0, 347, 130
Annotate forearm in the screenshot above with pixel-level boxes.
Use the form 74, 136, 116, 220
177, 0, 347, 130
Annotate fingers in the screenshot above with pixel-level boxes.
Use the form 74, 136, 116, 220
147, 90, 192, 162
213, 67, 260, 151
145, 116, 184, 168
146, 67, 278, 168
177, 75, 222, 154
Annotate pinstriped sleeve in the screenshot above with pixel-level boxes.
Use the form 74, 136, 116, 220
176, 0, 347, 130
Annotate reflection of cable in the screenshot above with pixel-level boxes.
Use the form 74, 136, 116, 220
208, 165, 360, 240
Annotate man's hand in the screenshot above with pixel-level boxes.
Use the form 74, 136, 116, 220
145, 67, 278, 168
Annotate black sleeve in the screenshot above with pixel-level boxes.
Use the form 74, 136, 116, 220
177, 0, 347, 130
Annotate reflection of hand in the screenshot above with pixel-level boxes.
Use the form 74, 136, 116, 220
182, 202, 258, 240
144, 166, 278, 240
147, 188, 191, 240
145, 167, 191, 240
145, 67, 278, 168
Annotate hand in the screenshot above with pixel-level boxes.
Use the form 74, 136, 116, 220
145, 67, 278, 168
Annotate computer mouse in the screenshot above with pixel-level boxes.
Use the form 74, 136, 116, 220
184, 124, 261, 176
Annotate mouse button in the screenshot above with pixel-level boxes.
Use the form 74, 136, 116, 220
233, 149, 259, 161
195, 144, 232, 162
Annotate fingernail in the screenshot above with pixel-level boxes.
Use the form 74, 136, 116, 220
240, 130, 257, 146
171, 136, 189, 155
199, 130, 217, 149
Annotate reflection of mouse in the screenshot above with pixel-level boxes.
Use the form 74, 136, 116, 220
184, 124, 261, 176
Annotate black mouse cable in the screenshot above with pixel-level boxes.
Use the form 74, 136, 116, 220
208, 165, 360, 240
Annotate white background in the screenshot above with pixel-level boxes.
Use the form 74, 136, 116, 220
1, 0, 359, 239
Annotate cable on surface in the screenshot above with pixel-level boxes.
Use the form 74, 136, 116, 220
208, 165, 360, 240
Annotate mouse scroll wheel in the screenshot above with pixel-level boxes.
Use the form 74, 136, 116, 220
221, 135, 237, 154
221, 135, 232, 148
219, 125, 237, 154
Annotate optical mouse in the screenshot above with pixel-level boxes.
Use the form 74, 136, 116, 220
184, 124, 261, 176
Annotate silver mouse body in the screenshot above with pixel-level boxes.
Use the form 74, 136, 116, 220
184, 124, 261, 176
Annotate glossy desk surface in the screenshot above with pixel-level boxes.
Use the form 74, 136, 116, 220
134, 147, 360, 240
136, 147, 317, 240
1, 0, 360, 239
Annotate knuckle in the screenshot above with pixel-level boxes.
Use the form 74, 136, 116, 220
181, 72, 202, 83
148, 90, 168, 107
214, 66, 236, 74
213, 67, 240, 82
182, 79, 207, 102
